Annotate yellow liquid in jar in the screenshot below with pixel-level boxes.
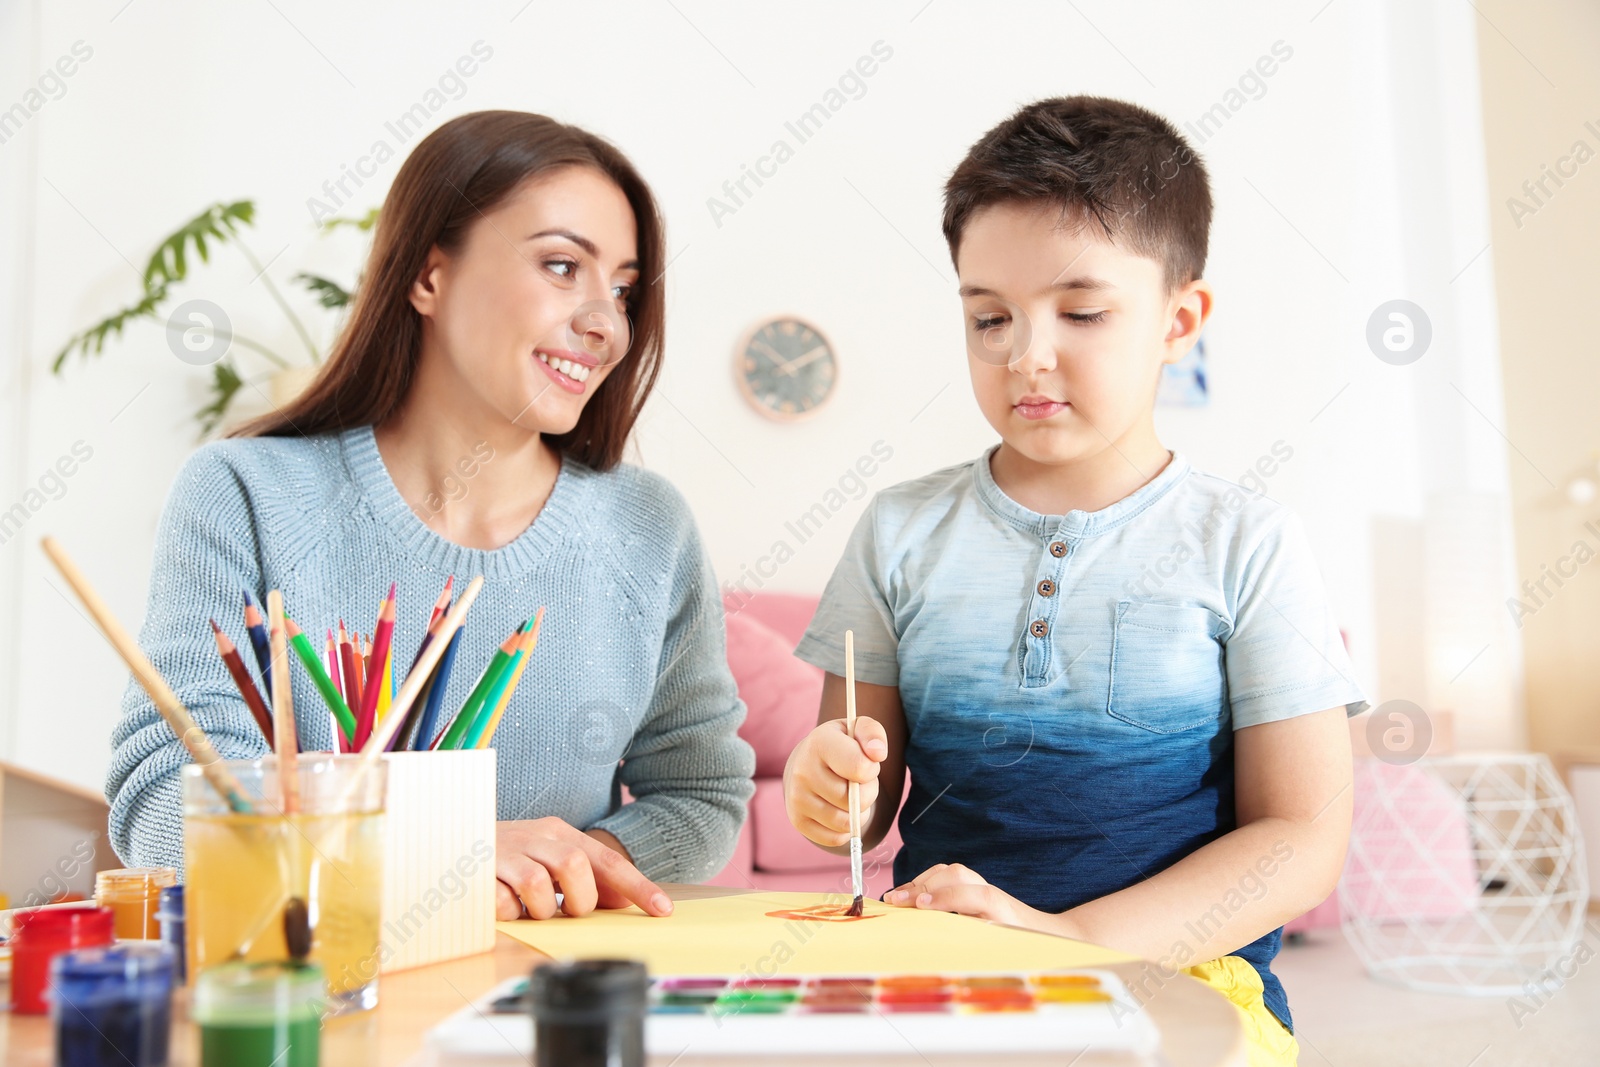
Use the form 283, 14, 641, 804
184, 809, 383, 1004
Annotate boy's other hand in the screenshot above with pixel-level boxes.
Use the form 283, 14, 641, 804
783, 716, 889, 847
495, 816, 674, 920
886, 863, 1082, 940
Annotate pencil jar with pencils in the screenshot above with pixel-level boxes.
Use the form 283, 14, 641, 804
182, 755, 387, 1016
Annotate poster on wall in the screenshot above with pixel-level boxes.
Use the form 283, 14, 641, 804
1159, 331, 1208, 406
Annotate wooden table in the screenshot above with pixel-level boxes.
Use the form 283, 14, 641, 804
1, 886, 1245, 1066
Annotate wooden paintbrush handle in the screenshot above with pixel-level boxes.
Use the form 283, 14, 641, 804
39, 537, 253, 813
266, 590, 299, 814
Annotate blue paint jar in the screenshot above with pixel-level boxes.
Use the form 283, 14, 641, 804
155, 885, 185, 984
51, 942, 175, 1067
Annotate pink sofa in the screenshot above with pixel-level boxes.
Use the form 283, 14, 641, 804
705, 592, 903, 897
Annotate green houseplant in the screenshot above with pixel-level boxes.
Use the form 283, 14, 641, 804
52, 201, 377, 434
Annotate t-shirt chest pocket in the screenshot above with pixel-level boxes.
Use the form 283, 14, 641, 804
1107, 600, 1227, 733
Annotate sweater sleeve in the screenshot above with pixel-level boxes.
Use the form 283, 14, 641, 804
591, 485, 756, 883
105, 445, 273, 873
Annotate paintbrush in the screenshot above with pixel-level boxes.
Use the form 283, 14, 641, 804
39, 537, 253, 813
265, 591, 299, 814
845, 628, 864, 917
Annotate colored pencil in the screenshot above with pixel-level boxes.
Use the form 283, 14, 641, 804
40, 537, 253, 814
436, 622, 524, 751
285, 618, 358, 746
355, 585, 396, 749
358, 636, 371, 737
384, 668, 427, 751
356, 576, 483, 763
462, 629, 527, 750
325, 629, 347, 751
405, 612, 443, 680
210, 618, 273, 743
241, 592, 273, 702
375, 646, 393, 724
325, 630, 342, 701
412, 626, 462, 751
427, 576, 453, 627
392, 576, 454, 745
338, 622, 363, 718
388, 611, 445, 752
265, 590, 299, 814
472, 607, 544, 749
845, 628, 864, 917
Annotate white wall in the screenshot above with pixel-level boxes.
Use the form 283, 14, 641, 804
1, 0, 42, 767
0, 0, 1520, 794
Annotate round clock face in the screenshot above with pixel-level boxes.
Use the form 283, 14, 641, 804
735, 317, 837, 421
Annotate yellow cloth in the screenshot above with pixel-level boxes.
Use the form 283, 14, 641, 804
1185, 956, 1298, 1067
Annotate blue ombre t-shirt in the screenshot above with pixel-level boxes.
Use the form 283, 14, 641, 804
794, 446, 1366, 1032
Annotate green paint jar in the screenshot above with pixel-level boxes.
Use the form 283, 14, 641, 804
192, 961, 324, 1067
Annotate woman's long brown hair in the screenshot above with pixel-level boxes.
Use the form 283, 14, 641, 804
232, 111, 665, 472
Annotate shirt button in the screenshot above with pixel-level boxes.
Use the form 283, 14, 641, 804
1037, 579, 1056, 597
1029, 619, 1050, 638
1049, 541, 1068, 558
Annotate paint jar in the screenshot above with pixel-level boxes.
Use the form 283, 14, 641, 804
9, 906, 114, 1015
192, 960, 324, 1067
95, 867, 176, 940
155, 885, 186, 984
51, 942, 175, 1067
529, 959, 647, 1067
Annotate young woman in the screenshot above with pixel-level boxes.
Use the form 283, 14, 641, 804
106, 110, 755, 921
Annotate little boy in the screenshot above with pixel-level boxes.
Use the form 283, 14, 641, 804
784, 97, 1364, 1066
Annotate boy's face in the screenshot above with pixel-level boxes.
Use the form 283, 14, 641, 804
955, 201, 1210, 469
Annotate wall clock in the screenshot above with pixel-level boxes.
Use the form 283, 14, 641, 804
734, 316, 837, 421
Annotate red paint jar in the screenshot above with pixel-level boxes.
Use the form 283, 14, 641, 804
9, 905, 114, 1014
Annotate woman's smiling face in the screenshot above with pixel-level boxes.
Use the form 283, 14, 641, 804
410, 165, 640, 435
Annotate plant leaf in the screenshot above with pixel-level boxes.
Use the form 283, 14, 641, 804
143, 200, 256, 291
293, 272, 352, 309
52, 283, 171, 373
195, 358, 244, 437
55, 200, 257, 374
320, 207, 380, 234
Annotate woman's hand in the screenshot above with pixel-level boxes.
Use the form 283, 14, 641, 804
885, 863, 1083, 940
783, 716, 888, 847
495, 816, 674, 920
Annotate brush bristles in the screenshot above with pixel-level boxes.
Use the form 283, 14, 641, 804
846, 895, 864, 917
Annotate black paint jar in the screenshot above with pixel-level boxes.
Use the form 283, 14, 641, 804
528, 959, 647, 1067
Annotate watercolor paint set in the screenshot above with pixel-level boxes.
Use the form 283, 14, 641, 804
427, 968, 1161, 1058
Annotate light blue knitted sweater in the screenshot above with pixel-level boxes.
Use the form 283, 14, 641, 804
106, 425, 755, 882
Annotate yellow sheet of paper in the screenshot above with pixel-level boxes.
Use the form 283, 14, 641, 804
497, 890, 1133, 977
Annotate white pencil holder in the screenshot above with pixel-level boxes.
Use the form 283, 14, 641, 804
377, 749, 498, 973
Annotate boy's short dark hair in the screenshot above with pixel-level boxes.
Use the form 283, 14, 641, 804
943, 96, 1211, 292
